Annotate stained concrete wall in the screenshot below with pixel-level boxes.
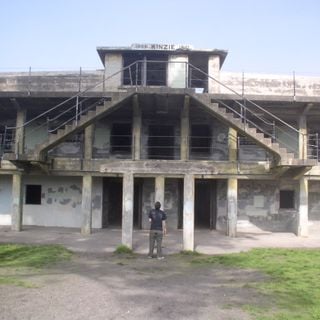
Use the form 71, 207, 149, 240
141, 178, 155, 230
216, 179, 227, 232
22, 176, 102, 228
308, 181, 320, 232
0, 175, 13, 225
164, 178, 180, 230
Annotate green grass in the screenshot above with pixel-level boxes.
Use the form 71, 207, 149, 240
0, 244, 72, 287
191, 248, 320, 320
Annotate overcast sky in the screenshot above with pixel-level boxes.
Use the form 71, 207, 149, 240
1, 0, 319, 75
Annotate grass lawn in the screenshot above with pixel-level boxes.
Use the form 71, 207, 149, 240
0, 244, 72, 287
191, 248, 320, 320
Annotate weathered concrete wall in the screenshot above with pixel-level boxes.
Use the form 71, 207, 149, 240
238, 180, 298, 232
25, 123, 48, 153
0, 175, 13, 225
216, 179, 227, 232
0, 70, 105, 92
141, 178, 155, 230
164, 178, 180, 230
220, 72, 320, 97
308, 181, 320, 232
22, 176, 102, 228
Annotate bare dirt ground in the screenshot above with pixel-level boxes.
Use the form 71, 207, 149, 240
0, 253, 270, 320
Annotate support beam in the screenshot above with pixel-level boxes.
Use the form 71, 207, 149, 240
297, 177, 308, 237
183, 174, 195, 251
227, 178, 238, 237
84, 124, 94, 160
180, 96, 189, 161
133, 95, 141, 160
15, 107, 26, 154
122, 173, 134, 249
155, 176, 165, 207
228, 127, 237, 161
81, 175, 93, 235
299, 115, 307, 160
11, 174, 23, 231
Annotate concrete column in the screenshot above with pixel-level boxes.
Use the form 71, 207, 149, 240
228, 127, 238, 161
208, 55, 221, 94
180, 96, 189, 160
227, 178, 238, 237
84, 124, 94, 160
81, 175, 93, 235
297, 177, 308, 237
155, 176, 165, 208
183, 174, 195, 251
15, 108, 26, 154
104, 53, 123, 90
122, 173, 134, 249
299, 115, 307, 160
168, 55, 188, 88
133, 95, 141, 160
11, 174, 23, 231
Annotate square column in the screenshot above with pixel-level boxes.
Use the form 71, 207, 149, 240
122, 173, 134, 249
11, 174, 23, 231
133, 95, 141, 160
168, 55, 188, 88
81, 175, 93, 235
299, 115, 307, 160
228, 128, 238, 161
84, 124, 94, 160
180, 96, 189, 161
183, 174, 195, 251
15, 108, 26, 154
297, 177, 308, 237
208, 55, 221, 94
227, 178, 238, 237
155, 176, 165, 207
104, 53, 123, 90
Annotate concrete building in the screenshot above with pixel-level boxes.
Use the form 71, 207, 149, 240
1, 43, 320, 250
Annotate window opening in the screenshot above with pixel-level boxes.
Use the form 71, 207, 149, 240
190, 125, 211, 156
148, 125, 174, 159
25, 185, 42, 205
279, 190, 295, 209
111, 123, 132, 153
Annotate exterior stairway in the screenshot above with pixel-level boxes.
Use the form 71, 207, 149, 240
190, 92, 316, 172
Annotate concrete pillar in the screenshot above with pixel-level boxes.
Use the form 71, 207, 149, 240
155, 176, 165, 208
299, 115, 307, 160
15, 108, 26, 154
228, 127, 238, 161
208, 55, 221, 94
122, 173, 134, 249
183, 174, 195, 251
227, 178, 238, 237
180, 96, 189, 160
81, 175, 93, 235
84, 124, 94, 160
297, 177, 308, 237
133, 95, 141, 160
168, 55, 188, 88
11, 174, 23, 231
104, 53, 123, 90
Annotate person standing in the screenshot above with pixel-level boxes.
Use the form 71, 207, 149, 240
148, 201, 167, 259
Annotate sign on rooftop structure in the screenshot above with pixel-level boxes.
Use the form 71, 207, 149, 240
131, 43, 193, 51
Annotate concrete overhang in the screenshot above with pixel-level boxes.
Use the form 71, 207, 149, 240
96, 45, 228, 68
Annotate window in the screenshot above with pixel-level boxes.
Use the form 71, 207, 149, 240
279, 190, 295, 209
110, 123, 132, 153
190, 125, 211, 155
25, 185, 42, 205
148, 125, 174, 159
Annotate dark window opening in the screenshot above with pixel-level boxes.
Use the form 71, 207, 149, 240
123, 53, 168, 86
280, 190, 295, 209
25, 185, 42, 205
148, 125, 174, 159
190, 125, 211, 155
111, 123, 132, 153
188, 55, 208, 92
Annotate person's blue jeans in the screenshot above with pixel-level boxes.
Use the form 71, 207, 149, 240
148, 230, 163, 257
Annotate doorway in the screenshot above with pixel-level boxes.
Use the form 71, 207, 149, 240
194, 179, 217, 229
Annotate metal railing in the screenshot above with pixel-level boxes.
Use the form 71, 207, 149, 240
0, 59, 313, 161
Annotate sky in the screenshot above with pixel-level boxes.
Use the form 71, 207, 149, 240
1, 0, 320, 75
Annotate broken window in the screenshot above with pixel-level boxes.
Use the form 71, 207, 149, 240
110, 123, 132, 153
279, 190, 295, 209
190, 125, 211, 156
148, 125, 174, 159
25, 185, 42, 205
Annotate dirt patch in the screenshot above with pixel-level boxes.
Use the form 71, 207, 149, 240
0, 253, 270, 320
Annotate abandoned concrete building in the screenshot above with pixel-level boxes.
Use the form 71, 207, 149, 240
1, 43, 320, 250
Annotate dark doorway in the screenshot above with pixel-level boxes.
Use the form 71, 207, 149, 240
148, 125, 174, 159
194, 179, 217, 229
134, 178, 143, 229
102, 178, 123, 227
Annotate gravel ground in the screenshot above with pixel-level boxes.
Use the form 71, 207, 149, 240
0, 253, 269, 320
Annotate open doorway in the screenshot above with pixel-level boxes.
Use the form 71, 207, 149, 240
194, 179, 217, 229
102, 177, 123, 228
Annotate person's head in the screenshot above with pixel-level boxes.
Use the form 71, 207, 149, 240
155, 201, 161, 210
